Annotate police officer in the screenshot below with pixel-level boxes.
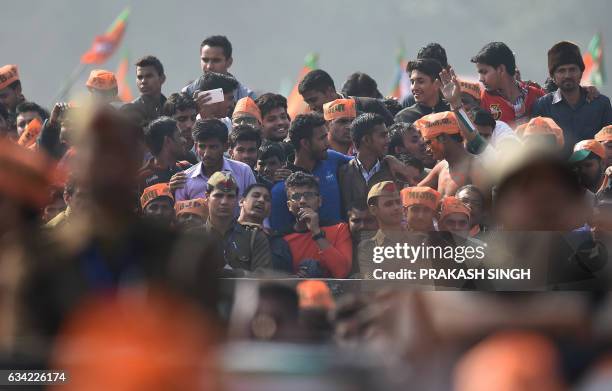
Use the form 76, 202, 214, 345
204, 171, 271, 275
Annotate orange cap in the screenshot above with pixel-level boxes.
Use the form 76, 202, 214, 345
0, 64, 19, 90
232, 97, 262, 124
323, 98, 357, 121
0, 138, 55, 208
400, 186, 441, 210
570, 139, 606, 161
17, 118, 43, 148
414, 111, 460, 140
140, 183, 174, 209
86, 69, 117, 91
522, 117, 564, 147
439, 196, 471, 221
458, 79, 482, 101
595, 125, 612, 143
296, 280, 335, 310
175, 198, 208, 219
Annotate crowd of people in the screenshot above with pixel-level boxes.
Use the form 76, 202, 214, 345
2, 34, 612, 389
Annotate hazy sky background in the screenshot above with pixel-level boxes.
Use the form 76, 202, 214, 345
3, 0, 611, 107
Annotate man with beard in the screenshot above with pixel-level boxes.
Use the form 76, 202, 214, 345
569, 139, 608, 194
323, 98, 356, 155
533, 41, 612, 156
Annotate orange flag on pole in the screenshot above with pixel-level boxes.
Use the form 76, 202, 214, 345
116, 50, 134, 102
81, 8, 129, 65
287, 53, 318, 119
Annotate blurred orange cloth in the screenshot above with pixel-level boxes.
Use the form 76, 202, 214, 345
401, 186, 441, 210
414, 111, 460, 140
454, 330, 565, 391
52, 291, 219, 391
522, 116, 564, 147
296, 280, 335, 310
0, 138, 55, 208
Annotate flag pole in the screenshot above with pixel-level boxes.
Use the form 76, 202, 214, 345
52, 62, 88, 104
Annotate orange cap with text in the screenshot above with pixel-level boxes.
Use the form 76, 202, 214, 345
458, 79, 482, 101
439, 196, 471, 221
401, 186, 441, 210
595, 125, 612, 143
232, 97, 262, 124
522, 117, 564, 147
414, 111, 460, 140
323, 98, 357, 121
17, 118, 43, 148
175, 198, 208, 219
140, 183, 174, 209
86, 69, 117, 91
0, 64, 19, 90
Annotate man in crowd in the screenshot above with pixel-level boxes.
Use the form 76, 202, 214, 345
232, 97, 262, 129
0, 64, 25, 121
338, 113, 395, 216
193, 72, 238, 128
255, 93, 291, 143
238, 183, 272, 227
162, 92, 198, 162
46, 178, 87, 229
174, 198, 208, 230
455, 184, 488, 237
341, 72, 383, 99
139, 117, 189, 192
15, 101, 48, 136
86, 69, 119, 105
358, 181, 404, 279
394, 58, 450, 123
228, 125, 272, 186
140, 183, 175, 227
532, 41, 612, 156
471, 42, 545, 126
183, 35, 254, 101
400, 43, 450, 108
298, 69, 394, 125
256, 142, 287, 183
416, 111, 489, 197
279, 172, 352, 278
347, 203, 378, 275
323, 98, 356, 155
132, 55, 167, 123
438, 196, 471, 237
401, 186, 441, 232
203, 172, 271, 274
595, 125, 612, 168
175, 119, 255, 203
569, 139, 608, 194
270, 113, 351, 231
388, 122, 435, 168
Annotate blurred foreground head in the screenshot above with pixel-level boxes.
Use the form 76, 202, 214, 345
70, 106, 144, 217
454, 330, 565, 391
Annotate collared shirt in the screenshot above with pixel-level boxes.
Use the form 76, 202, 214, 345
175, 157, 256, 215
354, 157, 382, 183
532, 88, 612, 155
480, 81, 544, 126
394, 98, 450, 123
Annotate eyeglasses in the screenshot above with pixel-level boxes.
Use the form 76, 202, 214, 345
288, 191, 319, 201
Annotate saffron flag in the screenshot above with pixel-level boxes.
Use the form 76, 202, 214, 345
81, 8, 130, 65
581, 33, 606, 87
287, 53, 318, 119
116, 50, 133, 102
390, 46, 410, 100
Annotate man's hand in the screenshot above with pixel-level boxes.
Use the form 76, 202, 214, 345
49, 102, 69, 126
194, 91, 214, 119
298, 207, 320, 234
439, 67, 462, 109
273, 168, 292, 182
169, 172, 187, 192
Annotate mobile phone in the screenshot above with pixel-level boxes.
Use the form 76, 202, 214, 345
198, 88, 224, 104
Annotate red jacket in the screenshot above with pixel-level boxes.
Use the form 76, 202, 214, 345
283, 223, 352, 278
480, 82, 545, 126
